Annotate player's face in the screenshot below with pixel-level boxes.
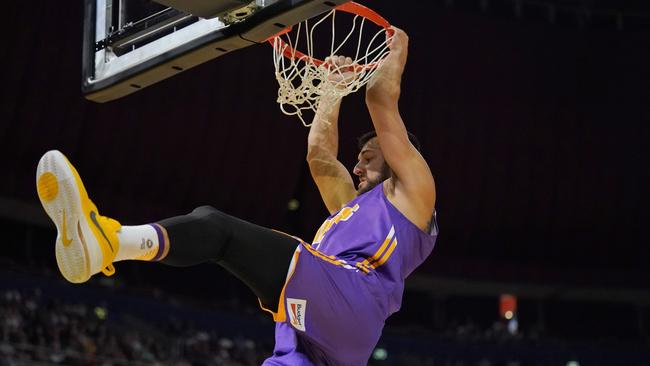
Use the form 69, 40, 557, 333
353, 138, 391, 195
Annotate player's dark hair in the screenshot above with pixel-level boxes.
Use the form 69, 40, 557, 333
357, 131, 421, 151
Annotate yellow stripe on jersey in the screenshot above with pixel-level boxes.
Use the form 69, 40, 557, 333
302, 242, 349, 268
272, 228, 351, 270
355, 263, 370, 273
371, 237, 397, 269
356, 226, 398, 272
358, 226, 394, 269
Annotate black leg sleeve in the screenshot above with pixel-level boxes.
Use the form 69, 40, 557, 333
157, 206, 299, 311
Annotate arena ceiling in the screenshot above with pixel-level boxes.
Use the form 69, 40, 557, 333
1, 0, 648, 287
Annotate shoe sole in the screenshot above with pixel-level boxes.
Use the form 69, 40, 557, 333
36, 150, 103, 283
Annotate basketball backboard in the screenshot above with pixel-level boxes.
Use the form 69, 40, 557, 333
82, 0, 348, 102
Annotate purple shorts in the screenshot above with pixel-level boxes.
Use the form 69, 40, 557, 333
261, 244, 387, 366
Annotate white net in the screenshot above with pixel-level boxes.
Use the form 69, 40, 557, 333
270, 3, 392, 126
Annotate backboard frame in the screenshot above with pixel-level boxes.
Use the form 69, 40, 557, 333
82, 0, 349, 102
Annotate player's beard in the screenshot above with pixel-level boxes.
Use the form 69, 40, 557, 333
357, 163, 391, 196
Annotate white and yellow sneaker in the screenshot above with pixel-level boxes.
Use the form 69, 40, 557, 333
36, 150, 121, 283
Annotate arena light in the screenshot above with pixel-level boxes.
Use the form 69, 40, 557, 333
94, 306, 108, 320
372, 347, 388, 361
499, 294, 517, 319
507, 317, 518, 334
288, 199, 300, 211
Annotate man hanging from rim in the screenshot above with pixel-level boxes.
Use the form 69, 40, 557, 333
35, 27, 438, 366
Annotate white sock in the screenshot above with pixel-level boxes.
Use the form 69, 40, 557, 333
115, 224, 169, 262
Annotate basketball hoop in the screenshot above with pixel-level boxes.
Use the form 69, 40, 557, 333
268, 2, 393, 126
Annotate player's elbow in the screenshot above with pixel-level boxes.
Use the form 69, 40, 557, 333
306, 144, 318, 163
365, 90, 400, 109
306, 144, 334, 164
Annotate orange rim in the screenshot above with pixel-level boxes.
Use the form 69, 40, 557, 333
267, 1, 393, 69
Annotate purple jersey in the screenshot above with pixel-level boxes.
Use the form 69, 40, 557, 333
262, 183, 438, 366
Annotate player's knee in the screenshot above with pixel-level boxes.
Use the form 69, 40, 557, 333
189, 205, 232, 228
191, 205, 220, 217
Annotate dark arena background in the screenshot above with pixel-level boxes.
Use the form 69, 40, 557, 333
1, 0, 649, 365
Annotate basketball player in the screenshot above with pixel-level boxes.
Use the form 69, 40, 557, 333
35, 27, 437, 365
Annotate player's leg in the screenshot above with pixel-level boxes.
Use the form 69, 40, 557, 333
36, 150, 297, 311
156, 206, 299, 309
